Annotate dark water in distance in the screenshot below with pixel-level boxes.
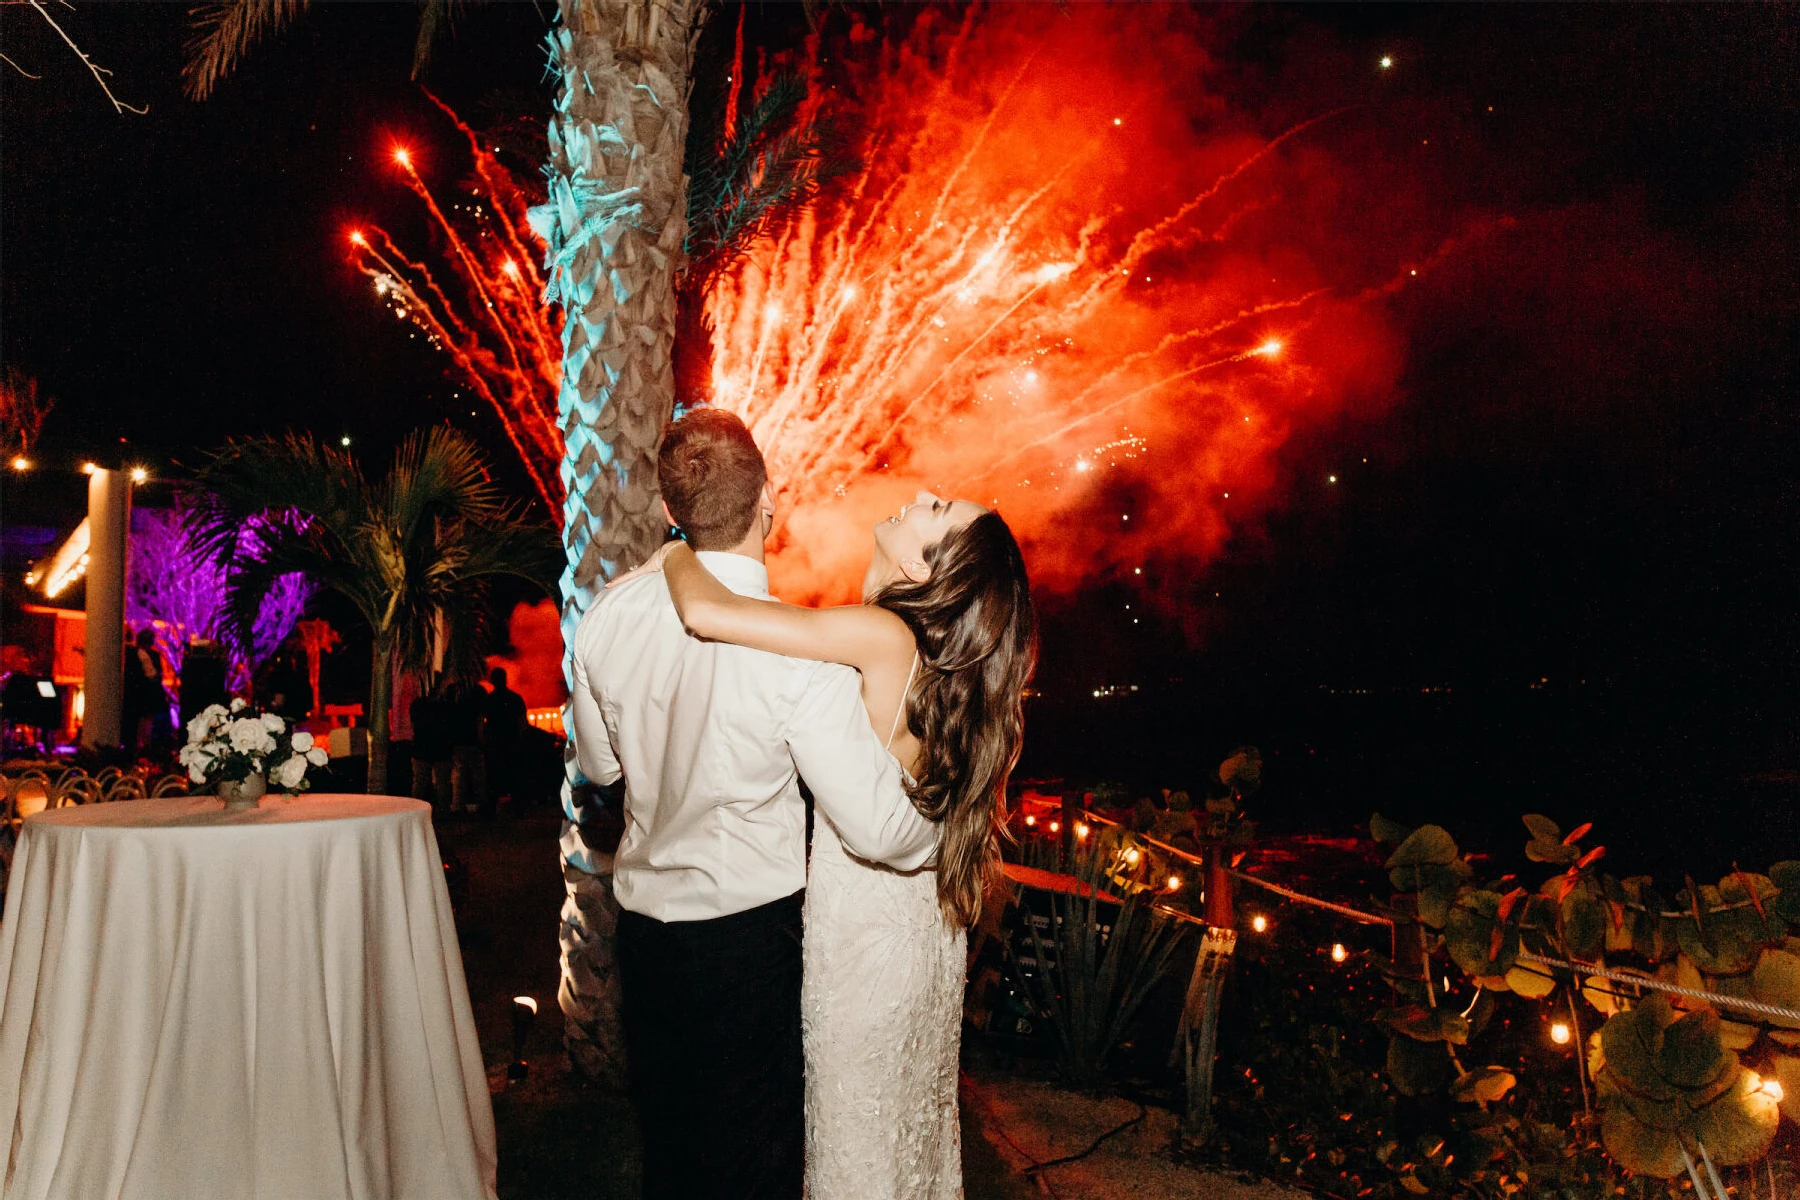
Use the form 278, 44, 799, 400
1015, 677, 1800, 885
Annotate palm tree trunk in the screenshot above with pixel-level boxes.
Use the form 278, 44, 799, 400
536, 0, 706, 1084
367, 637, 392, 795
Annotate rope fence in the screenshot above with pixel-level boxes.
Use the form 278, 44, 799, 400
1048, 803, 1800, 1024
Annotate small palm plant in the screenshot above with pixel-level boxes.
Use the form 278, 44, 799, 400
188, 428, 561, 793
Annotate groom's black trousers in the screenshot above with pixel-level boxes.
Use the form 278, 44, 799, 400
616, 890, 805, 1200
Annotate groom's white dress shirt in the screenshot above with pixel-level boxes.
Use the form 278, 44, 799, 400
571, 550, 936, 923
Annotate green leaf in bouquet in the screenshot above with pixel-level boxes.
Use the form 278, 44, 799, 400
1524, 812, 1580, 865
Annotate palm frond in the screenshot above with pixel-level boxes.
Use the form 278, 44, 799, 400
685, 69, 858, 288
410, 0, 465, 81
186, 432, 367, 567
382, 426, 506, 544
182, 0, 312, 101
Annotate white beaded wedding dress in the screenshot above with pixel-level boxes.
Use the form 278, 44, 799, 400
801, 697, 966, 1199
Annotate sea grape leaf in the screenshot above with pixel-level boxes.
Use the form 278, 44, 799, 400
1772, 1055, 1800, 1123
1452, 1066, 1517, 1104
1446, 891, 1518, 977
1379, 1004, 1469, 1044
1370, 812, 1412, 847
1562, 893, 1608, 958
1600, 1103, 1682, 1178
1768, 861, 1800, 924
1387, 1034, 1455, 1096
1387, 825, 1459, 871
1751, 947, 1800, 1029
1504, 964, 1557, 999
1687, 1066, 1780, 1167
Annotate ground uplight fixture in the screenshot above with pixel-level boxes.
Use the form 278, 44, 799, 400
509, 995, 539, 1082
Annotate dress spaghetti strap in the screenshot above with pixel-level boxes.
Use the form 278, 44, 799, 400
886, 652, 919, 751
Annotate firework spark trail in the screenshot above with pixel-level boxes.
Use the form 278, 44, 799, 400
705, 8, 1422, 601
346, 123, 563, 512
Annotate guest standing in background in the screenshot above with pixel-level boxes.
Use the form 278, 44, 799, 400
479, 667, 528, 816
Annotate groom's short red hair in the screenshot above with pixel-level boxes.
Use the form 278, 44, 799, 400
657, 409, 767, 551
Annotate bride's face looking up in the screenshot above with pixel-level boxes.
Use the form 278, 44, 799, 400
865, 490, 988, 597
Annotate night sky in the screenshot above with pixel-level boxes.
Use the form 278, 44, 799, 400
3, 4, 1796, 863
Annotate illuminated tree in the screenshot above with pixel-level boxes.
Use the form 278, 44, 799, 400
125, 503, 315, 692
528, 0, 708, 1084
188, 428, 562, 793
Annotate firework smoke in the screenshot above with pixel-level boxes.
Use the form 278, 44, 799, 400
709, 6, 1422, 603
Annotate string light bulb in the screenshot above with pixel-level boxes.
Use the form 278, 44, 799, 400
1251, 914, 1268, 933
1024, 814, 1036, 827
129, 467, 148, 484
1549, 1022, 1572, 1045
1049, 821, 1060, 834
1330, 943, 1348, 963
1075, 822, 1089, 841
1751, 1073, 1783, 1102
9, 456, 29, 471
80, 462, 98, 475
1166, 875, 1182, 892
392, 147, 413, 169
1123, 847, 1141, 866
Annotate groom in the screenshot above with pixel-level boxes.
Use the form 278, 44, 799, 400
569, 409, 936, 1200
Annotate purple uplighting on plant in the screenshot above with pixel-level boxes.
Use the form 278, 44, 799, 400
126, 505, 314, 693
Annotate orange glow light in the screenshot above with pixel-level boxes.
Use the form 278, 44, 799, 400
1251, 914, 1268, 933
1330, 943, 1348, 963
1549, 1022, 1572, 1045
1049, 821, 1061, 834
349, 230, 367, 246
1024, 814, 1036, 827
393, 147, 413, 168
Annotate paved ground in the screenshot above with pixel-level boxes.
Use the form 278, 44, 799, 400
441, 811, 1294, 1199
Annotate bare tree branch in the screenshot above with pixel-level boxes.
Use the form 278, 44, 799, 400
24, 0, 146, 114
0, 52, 43, 78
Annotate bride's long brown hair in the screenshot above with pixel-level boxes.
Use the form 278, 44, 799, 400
872, 510, 1037, 927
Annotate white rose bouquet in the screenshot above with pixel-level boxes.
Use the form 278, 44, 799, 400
178, 698, 331, 793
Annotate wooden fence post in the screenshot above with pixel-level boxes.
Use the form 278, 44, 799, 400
1178, 844, 1237, 1143
1060, 790, 1081, 867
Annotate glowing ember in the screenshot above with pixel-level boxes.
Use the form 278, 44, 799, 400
706, 8, 1418, 601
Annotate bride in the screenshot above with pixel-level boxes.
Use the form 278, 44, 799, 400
617, 490, 1035, 1198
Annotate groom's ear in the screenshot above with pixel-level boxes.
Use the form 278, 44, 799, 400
759, 483, 776, 536
660, 499, 676, 530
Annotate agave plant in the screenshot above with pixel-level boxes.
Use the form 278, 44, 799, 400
1008, 835, 1194, 1088
188, 428, 561, 793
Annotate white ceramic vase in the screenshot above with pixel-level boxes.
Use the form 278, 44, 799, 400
218, 773, 267, 812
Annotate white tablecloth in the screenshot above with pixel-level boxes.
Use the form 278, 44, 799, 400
0, 794, 498, 1200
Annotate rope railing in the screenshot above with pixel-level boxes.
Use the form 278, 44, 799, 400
1516, 950, 1800, 1025
1055, 805, 1800, 1023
